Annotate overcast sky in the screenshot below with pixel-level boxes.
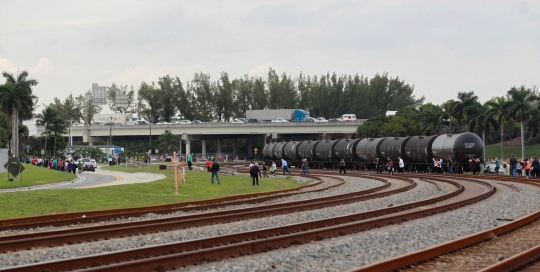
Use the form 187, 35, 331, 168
2, 0, 540, 111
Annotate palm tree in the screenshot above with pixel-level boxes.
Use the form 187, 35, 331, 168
452, 91, 480, 132
469, 103, 499, 165
504, 86, 537, 160
50, 118, 68, 156
0, 71, 38, 158
35, 106, 58, 157
527, 101, 540, 138
486, 96, 507, 160
419, 103, 444, 134
157, 130, 179, 155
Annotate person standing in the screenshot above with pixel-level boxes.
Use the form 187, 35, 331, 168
509, 154, 518, 177
210, 160, 221, 184
262, 163, 269, 177
524, 158, 531, 177
339, 159, 347, 174
187, 154, 193, 170
447, 157, 454, 174
77, 160, 83, 174
205, 159, 212, 172
302, 159, 310, 175
532, 157, 540, 177
491, 157, 501, 174
251, 163, 260, 185
387, 157, 394, 175
375, 158, 381, 174
398, 157, 404, 173
281, 159, 291, 175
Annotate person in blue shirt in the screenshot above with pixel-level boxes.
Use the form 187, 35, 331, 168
281, 159, 291, 175
490, 157, 501, 174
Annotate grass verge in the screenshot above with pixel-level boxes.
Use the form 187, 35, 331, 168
0, 164, 304, 220
0, 164, 76, 189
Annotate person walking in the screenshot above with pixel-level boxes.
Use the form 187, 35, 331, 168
210, 160, 221, 184
187, 154, 193, 170
303, 159, 310, 175
509, 154, 518, 177
387, 157, 394, 175
491, 157, 501, 174
262, 163, 269, 177
281, 159, 291, 175
271, 161, 277, 176
251, 163, 260, 185
524, 158, 531, 177
77, 160, 83, 174
339, 159, 347, 174
532, 157, 540, 177
398, 157, 404, 173
375, 158, 382, 174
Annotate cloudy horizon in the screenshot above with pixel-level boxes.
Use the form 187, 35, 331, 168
2, 0, 540, 110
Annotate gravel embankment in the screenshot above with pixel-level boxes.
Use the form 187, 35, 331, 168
0, 176, 452, 268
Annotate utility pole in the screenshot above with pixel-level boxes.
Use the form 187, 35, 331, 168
109, 122, 112, 146
149, 122, 152, 155
69, 119, 74, 147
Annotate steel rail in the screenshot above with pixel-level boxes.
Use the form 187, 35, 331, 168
479, 242, 540, 271
0, 175, 407, 252
5, 177, 490, 272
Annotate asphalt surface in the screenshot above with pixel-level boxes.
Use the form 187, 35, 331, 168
0, 166, 166, 193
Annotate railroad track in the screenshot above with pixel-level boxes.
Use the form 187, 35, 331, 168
0, 175, 496, 271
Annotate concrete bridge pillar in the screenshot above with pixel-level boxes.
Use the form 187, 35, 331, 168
178, 135, 182, 155
125, 141, 129, 151
202, 140, 207, 158
247, 138, 253, 159
232, 138, 237, 160
143, 140, 147, 153
217, 139, 222, 159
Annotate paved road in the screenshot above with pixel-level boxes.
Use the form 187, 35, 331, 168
0, 167, 166, 193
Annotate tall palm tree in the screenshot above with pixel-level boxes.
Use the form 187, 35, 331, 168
486, 96, 507, 160
452, 91, 480, 132
50, 118, 68, 156
0, 71, 38, 158
504, 86, 537, 160
35, 106, 58, 157
527, 101, 540, 138
157, 130, 179, 155
469, 103, 499, 165
419, 104, 444, 134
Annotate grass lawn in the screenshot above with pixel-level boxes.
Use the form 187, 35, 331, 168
0, 164, 304, 220
0, 164, 76, 189
485, 144, 540, 160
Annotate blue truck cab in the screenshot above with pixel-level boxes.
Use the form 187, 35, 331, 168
293, 109, 310, 122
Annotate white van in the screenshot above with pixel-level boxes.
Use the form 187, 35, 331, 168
339, 114, 357, 122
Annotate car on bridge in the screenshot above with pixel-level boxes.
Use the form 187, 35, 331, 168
303, 117, 316, 122
192, 120, 203, 124
271, 118, 289, 123
156, 121, 171, 125
173, 120, 191, 125
231, 119, 245, 123
314, 117, 329, 123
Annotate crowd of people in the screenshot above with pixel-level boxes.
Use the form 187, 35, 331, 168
492, 154, 540, 178
28, 157, 82, 174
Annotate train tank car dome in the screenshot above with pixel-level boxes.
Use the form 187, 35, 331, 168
283, 141, 303, 161
431, 132, 484, 163
404, 135, 439, 163
297, 141, 320, 161
273, 142, 287, 160
356, 138, 387, 162
333, 139, 362, 161
379, 136, 413, 162
263, 142, 278, 160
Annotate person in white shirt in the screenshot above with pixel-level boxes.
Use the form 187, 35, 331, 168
398, 157, 404, 173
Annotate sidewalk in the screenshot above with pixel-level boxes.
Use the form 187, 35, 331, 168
81, 169, 166, 188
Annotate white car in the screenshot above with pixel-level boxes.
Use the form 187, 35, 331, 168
73, 123, 84, 126
231, 119, 245, 124
314, 117, 329, 123
174, 120, 191, 124
271, 118, 289, 123
156, 121, 171, 125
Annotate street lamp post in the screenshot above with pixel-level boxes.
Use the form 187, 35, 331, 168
149, 122, 152, 154
68, 119, 74, 147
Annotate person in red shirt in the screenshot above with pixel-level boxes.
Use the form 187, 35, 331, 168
205, 159, 212, 172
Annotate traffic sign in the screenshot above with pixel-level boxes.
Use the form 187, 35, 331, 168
4, 158, 25, 177
254, 147, 258, 154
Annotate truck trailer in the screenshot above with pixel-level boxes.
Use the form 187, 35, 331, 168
245, 109, 310, 122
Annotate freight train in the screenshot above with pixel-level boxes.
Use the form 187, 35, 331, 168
263, 132, 484, 173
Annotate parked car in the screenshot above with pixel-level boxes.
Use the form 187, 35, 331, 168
174, 120, 191, 124
191, 120, 203, 124
247, 118, 261, 123
303, 117, 316, 122
314, 117, 329, 123
271, 118, 289, 123
484, 164, 504, 174
231, 118, 246, 123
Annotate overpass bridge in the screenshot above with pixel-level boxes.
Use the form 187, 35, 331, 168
38, 121, 365, 157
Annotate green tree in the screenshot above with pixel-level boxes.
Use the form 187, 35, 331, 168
51, 117, 68, 156
485, 96, 507, 160
107, 83, 135, 113
35, 105, 58, 157
357, 115, 389, 138
452, 91, 480, 132
469, 103, 499, 164
157, 130, 179, 155
138, 82, 163, 123
419, 103, 444, 134
504, 86, 537, 160
0, 111, 11, 148
0, 70, 38, 158
75, 90, 102, 126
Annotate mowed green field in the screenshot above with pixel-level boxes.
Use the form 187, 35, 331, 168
0, 164, 76, 189
485, 144, 540, 160
0, 164, 304, 220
